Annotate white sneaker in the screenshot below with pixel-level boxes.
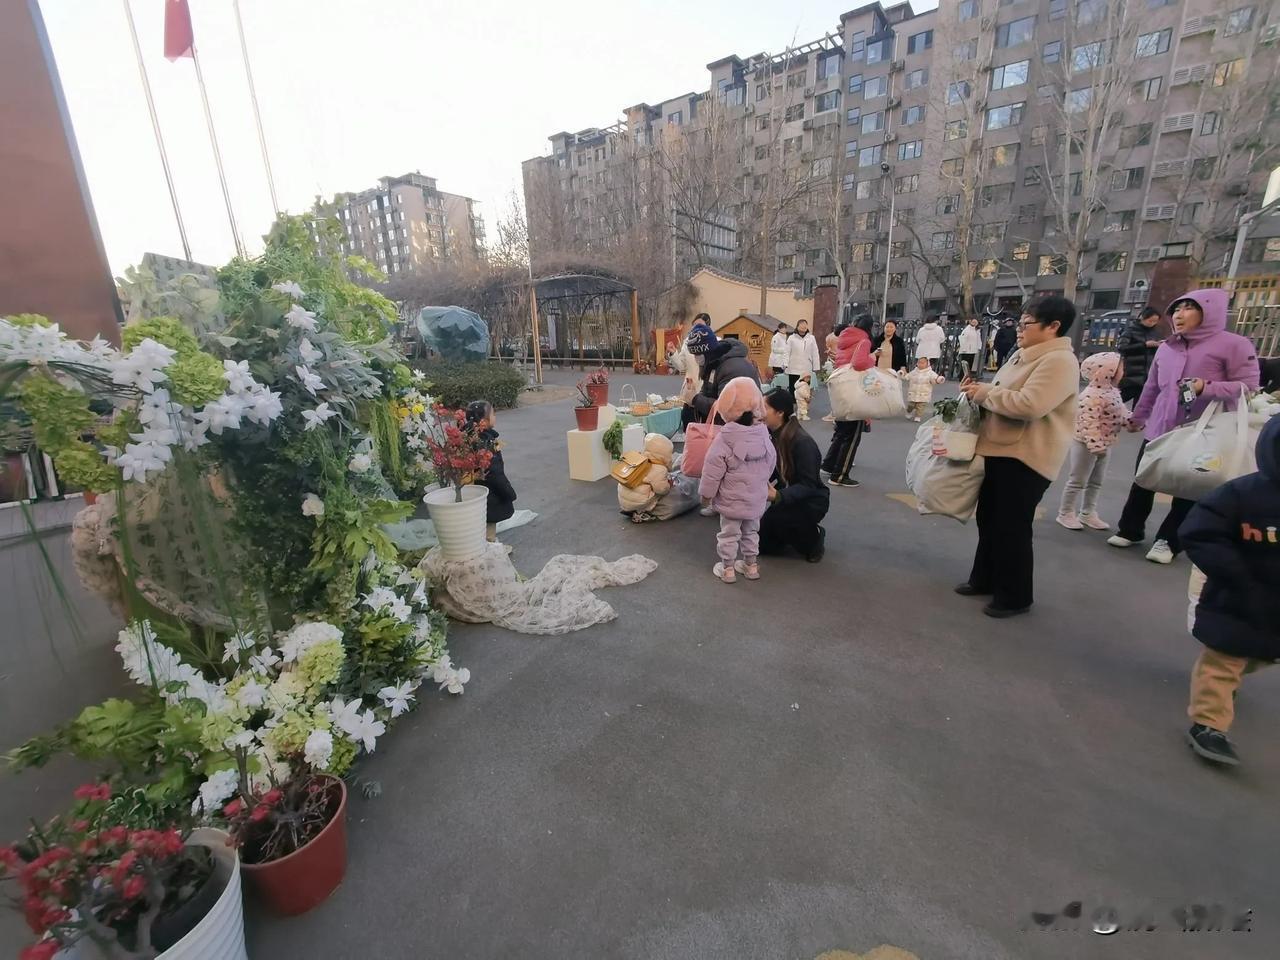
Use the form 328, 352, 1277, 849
733, 559, 761, 580
699, 505, 716, 517
1146, 539, 1175, 564
712, 561, 736, 583
1080, 513, 1110, 531
1056, 513, 1083, 530
1107, 534, 1140, 548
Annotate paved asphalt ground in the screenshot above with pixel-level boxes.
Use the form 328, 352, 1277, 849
5, 369, 1278, 959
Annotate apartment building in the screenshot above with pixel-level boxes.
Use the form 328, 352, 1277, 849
313, 172, 485, 275
524, 1, 1279, 319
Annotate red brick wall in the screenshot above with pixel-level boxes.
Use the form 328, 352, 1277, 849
813, 284, 838, 350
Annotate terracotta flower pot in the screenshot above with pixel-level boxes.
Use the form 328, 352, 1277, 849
585, 382, 608, 407
81, 491, 98, 506
241, 777, 347, 916
574, 405, 599, 431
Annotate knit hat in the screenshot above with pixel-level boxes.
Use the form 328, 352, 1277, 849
716, 376, 765, 423
686, 324, 717, 355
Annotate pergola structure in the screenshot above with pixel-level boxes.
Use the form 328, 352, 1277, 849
526, 272, 639, 384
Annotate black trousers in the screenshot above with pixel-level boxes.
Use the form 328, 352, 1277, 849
759, 501, 826, 559
1116, 439, 1195, 552
968, 456, 1053, 610
821, 420, 864, 481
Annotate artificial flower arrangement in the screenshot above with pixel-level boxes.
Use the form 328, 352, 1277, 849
2, 783, 213, 960
421, 404, 494, 502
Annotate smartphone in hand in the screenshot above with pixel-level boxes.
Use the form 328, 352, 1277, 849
960, 360, 971, 382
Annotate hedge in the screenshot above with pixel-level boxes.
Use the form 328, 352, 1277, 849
415, 361, 526, 410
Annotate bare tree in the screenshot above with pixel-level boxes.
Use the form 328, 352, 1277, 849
489, 190, 530, 271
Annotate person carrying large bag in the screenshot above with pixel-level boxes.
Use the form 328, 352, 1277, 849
820, 316, 878, 488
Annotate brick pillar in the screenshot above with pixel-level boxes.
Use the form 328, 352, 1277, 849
812, 284, 838, 349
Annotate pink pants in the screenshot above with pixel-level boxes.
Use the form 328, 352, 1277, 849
717, 516, 760, 565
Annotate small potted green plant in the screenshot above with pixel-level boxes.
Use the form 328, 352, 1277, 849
574, 381, 599, 432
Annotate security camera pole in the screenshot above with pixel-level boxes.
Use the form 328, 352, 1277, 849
1225, 166, 1280, 293
880, 160, 894, 327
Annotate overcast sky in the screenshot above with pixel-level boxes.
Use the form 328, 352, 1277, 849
40, 0, 936, 274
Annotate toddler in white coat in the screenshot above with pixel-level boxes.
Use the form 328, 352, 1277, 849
903, 357, 944, 421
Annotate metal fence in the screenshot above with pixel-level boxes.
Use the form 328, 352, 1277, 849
1232, 304, 1280, 358
887, 318, 1001, 380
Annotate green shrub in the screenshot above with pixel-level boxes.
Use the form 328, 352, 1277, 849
417, 361, 525, 410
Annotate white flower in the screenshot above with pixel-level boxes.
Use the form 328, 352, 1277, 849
298, 338, 322, 364
280, 621, 343, 663
327, 696, 363, 737
363, 586, 397, 612
301, 402, 336, 431
304, 728, 334, 769
386, 597, 413, 623
194, 394, 246, 435
191, 768, 239, 816
285, 303, 318, 331
378, 680, 418, 719
302, 493, 325, 518
294, 364, 324, 396
438, 666, 470, 695
243, 385, 283, 425
248, 646, 281, 675
352, 709, 386, 753
222, 359, 255, 393
271, 280, 305, 300
226, 728, 258, 750
111, 338, 176, 393
348, 452, 372, 473
137, 388, 180, 427
429, 652, 453, 682
222, 632, 256, 662
236, 677, 268, 709
116, 439, 172, 482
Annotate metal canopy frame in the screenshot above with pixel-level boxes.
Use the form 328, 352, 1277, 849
524, 273, 640, 384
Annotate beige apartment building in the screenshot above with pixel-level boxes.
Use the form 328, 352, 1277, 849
313, 172, 485, 275
523, 0, 1280, 320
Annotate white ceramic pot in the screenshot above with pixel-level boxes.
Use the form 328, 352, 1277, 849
423, 484, 489, 562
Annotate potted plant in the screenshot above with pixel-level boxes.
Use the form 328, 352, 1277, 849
420, 404, 493, 561
1, 784, 247, 960
574, 382, 599, 432
582, 366, 610, 407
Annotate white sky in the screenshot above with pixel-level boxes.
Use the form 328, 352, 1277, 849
39, 0, 936, 275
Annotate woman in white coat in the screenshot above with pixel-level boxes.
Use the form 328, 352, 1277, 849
957, 317, 982, 380
768, 322, 790, 375
914, 317, 946, 370
784, 320, 821, 396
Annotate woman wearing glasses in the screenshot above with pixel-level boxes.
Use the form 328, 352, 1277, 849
954, 296, 1081, 618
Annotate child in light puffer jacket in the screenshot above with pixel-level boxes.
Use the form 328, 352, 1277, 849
617, 433, 674, 523
794, 374, 813, 421
698, 377, 777, 583
1057, 352, 1128, 530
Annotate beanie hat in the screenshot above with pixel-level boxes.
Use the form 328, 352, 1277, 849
717, 376, 765, 423
686, 324, 717, 355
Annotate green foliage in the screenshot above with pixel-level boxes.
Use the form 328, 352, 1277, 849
418, 361, 524, 409
122, 316, 201, 354
123, 315, 228, 406
6, 313, 51, 328
17, 374, 117, 490
602, 420, 623, 460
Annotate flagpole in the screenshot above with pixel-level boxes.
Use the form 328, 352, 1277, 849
190, 43, 244, 257
121, 0, 191, 260
231, 0, 279, 214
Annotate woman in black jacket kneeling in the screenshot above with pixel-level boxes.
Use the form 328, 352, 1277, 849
759, 388, 830, 562
466, 400, 517, 542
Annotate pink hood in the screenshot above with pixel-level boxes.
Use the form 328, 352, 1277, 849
1080, 351, 1122, 389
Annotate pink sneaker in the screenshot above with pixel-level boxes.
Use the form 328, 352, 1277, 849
1080, 513, 1110, 530
712, 562, 736, 583
733, 559, 760, 580
1055, 512, 1083, 530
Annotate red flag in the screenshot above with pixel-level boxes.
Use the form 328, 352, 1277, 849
164, 0, 194, 60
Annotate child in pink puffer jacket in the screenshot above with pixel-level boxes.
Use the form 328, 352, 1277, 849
1057, 351, 1129, 530
698, 377, 777, 583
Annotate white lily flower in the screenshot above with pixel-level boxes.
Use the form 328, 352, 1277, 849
271, 280, 305, 300
298, 338, 322, 364
248, 646, 281, 674
222, 359, 255, 393
285, 303, 318, 331
294, 364, 324, 396
222, 632, 256, 662
439, 667, 471, 695
244, 385, 283, 425
327, 696, 364, 738
226, 728, 258, 750
301, 493, 325, 517
301, 402, 336, 431
378, 680, 417, 719
353, 709, 386, 752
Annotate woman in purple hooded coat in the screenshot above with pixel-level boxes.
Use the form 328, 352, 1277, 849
1108, 289, 1259, 564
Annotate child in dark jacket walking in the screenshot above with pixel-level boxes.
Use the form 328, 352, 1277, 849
466, 400, 517, 542
1179, 415, 1280, 766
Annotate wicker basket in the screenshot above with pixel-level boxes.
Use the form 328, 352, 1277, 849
620, 384, 653, 416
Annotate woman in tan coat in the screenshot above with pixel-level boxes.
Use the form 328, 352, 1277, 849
956, 296, 1081, 618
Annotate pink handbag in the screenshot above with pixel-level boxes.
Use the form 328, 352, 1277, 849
680, 397, 722, 478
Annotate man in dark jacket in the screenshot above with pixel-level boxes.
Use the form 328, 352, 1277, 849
687, 328, 760, 422
1116, 307, 1163, 404
993, 317, 1018, 368
1179, 415, 1280, 766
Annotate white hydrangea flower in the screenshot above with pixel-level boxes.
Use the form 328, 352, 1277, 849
271, 280, 305, 300
304, 728, 334, 769
285, 303, 318, 331
236, 677, 268, 709
301, 402, 336, 431
298, 338, 322, 364
191, 768, 240, 816
348, 452, 372, 473
301, 493, 325, 518
226, 728, 257, 750
294, 365, 324, 396
279, 621, 343, 663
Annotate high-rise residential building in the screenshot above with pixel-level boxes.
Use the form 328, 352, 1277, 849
313, 172, 485, 275
523, 1, 1280, 319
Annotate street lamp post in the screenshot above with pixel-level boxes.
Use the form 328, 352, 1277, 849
880, 161, 894, 328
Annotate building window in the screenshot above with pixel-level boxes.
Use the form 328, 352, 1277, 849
864, 76, 888, 99
980, 184, 1014, 207
1049, 0, 1066, 19
1072, 41, 1107, 73
1135, 29, 1171, 58
755, 83, 770, 101
954, 39, 979, 61
1212, 59, 1245, 87
941, 157, 965, 177
856, 179, 879, 199
902, 105, 926, 125
850, 31, 865, 60
895, 208, 915, 227
854, 210, 880, 230
895, 173, 921, 192
904, 68, 929, 90
1200, 112, 1220, 136
1012, 241, 1031, 260
1038, 254, 1067, 276
987, 142, 1019, 167
866, 38, 891, 64
959, 0, 978, 21
1133, 77, 1162, 101
947, 80, 972, 104
756, 116, 770, 131
784, 136, 803, 155
668, 111, 682, 125
859, 145, 884, 167
898, 141, 924, 161
812, 156, 833, 177
779, 254, 796, 269
1104, 209, 1135, 232
937, 194, 960, 215
1191, 157, 1217, 181
996, 16, 1036, 49
1179, 202, 1203, 226
1096, 251, 1129, 272
1092, 290, 1121, 309
985, 102, 1025, 130
755, 145, 769, 160
846, 107, 862, 125
784, 104, 805, 122
816, 90, 841, 112
992, 59, 1030, 90
818, 51, 843, 79
932, 231, 956, 250
1222, 6, 1255, 36
944, 119, 968, 140
848, 73, 863, 95
907, 30, 934, 55
889, 272, 908, 288
1043, 40, 1062, 63
862, 111, 885, 134
1037, 84, 1056, 101
1023, 164, 1043, 186
1120, 123, 1153, 148
972, 259, 999, 280
852, 241, 876, 261
1018, 203, 1038, 223
1244, 238, 1280, 262
1066, 88, 1093, 113
842, 173, 856, 191
1076, 0, 1107, 25
845, 139, 859, 158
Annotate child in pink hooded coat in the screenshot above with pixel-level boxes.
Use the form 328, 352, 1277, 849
698, 377, 777, 583
1057, 351, 1128, 530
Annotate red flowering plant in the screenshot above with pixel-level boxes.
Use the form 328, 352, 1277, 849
1, 783, 213, 960
422, 403, 493, 502
216, 774, 339, 865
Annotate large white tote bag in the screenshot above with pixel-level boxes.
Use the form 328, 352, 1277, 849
1135, 393, 1257, 501
827, 366, 907, 420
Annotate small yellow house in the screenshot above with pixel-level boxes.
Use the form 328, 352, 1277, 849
714, 313, 778, 380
